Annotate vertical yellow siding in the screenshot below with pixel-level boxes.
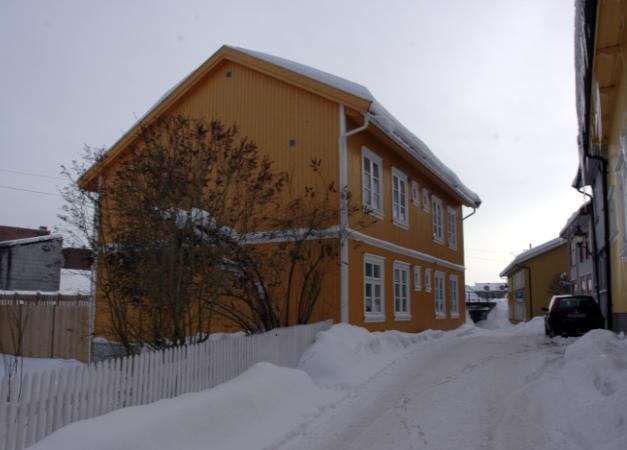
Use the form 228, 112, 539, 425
170, 61, 340, 196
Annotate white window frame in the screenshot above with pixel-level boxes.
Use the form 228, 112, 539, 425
447, 206, 457, 250
392, 167, 409, 229
411, 180, 420, 207
425, 268, 432, 292
432, 195, 444, 244
361, 147, 384, 218
449, 275, 459, 318
434, 271, 446, 318
422, 188, 430, 212
393, 261, 411, 320
414, 265, 422, 291
363, 253, 385, 322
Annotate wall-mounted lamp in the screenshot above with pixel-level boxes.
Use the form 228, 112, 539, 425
573, 225, 593, 257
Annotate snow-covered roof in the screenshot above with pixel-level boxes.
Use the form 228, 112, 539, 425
559, 201, 591, 237
234, 47, 375, 102
231, 47, 481, 208
499, 238, 567, 277
82, 46, 481, 207
0, 234, 62, 247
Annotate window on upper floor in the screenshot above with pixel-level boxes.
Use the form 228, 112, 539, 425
393, 261, 410, 320
414, 265, 422, 291
364, 254, 385, 322
432, 195, 444, 244
449, 275, 459, 318
434, 271, 446, 318
447, 207, 457, 250
422, 188, 430, 212
392, 168, 409, 228
411, 181, 420, 207
362, 147, 383, 217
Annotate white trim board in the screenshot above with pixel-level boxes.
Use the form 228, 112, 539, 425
349, 229, 465, 272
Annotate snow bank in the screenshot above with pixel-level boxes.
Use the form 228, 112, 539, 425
299, 323, 443, 389
30, 362, 341, 450
475, 297, 514, 330
557, 330, 627, 450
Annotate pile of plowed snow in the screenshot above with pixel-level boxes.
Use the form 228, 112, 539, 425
298, 323, 445, 388
30, 362, 340, 450
558, 330, 627, 449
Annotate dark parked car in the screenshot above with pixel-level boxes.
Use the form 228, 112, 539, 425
543, 295, 604, 337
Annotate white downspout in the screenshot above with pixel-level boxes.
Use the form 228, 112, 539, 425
88, 175, 102, 363
338, 104, 370, 323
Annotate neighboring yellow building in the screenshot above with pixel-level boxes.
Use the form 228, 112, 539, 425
500, 238, 569, 323
79, 46, 481, 335
575, 0, 627, 332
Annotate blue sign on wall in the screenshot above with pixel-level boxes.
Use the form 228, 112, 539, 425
515, 291, 524, 302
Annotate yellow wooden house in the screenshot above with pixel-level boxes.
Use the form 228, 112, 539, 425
500, 238, 569, 323
79, 46, 481, 334
575, 0, 627, 333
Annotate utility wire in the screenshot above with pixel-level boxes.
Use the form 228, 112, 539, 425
0, 185, 62, 197
0, 168, 64, 180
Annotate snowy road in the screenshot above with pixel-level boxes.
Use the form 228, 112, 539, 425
276, 322, 620, 450
31, 312, 627, 450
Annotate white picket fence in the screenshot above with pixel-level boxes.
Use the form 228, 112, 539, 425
0, 320, 332, 450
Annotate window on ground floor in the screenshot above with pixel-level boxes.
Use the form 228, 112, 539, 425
449, 275, 459, 318
393, 261, 410, 320
434, 271, 445, 318
414, 265, 422, 291
364, 254, 385, 321
425, 268, 432, 292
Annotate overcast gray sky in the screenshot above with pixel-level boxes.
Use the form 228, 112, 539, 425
0, 0, 584, 284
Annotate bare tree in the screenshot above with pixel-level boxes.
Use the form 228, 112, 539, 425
60, 115, 373, 350
547, 272, 571, 296
0, 301, 29, 399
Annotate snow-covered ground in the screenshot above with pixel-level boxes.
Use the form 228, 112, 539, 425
30, 305, 627, 450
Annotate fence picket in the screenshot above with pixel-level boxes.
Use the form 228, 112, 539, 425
0, 320, 331, 450
14, 372, 32, 450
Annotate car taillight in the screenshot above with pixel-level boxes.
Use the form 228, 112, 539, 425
550, 300, 558, 314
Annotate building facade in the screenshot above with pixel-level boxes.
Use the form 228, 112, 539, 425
0, 234, 64, 291
78, 46, 481, 336
560, 202, 596, 299
500, 238, 569, 323
575, 0, 627, 332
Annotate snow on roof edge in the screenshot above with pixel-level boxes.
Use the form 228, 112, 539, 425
499, 237, 566, 277
0, 234, 62, 247
232, 46, 374, 102
368, 101, 481, 207
233, 48, 480, 207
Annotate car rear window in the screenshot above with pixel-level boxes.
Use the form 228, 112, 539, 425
556, 297, 598, 313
